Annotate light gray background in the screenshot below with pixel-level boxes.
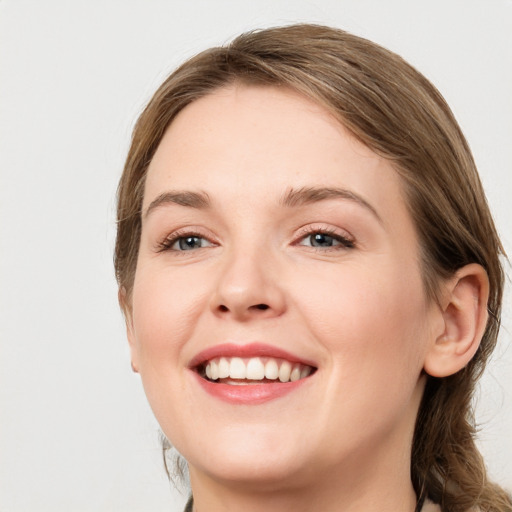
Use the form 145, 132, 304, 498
1, 1, 511, 510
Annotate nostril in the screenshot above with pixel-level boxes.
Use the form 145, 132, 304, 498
216, 303, 270, 314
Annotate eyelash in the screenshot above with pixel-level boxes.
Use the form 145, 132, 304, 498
294, 226, 355, 250
156, 226, 355, 253
156, 228, 215, 253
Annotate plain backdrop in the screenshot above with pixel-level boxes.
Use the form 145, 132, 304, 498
1, 1, 511, 510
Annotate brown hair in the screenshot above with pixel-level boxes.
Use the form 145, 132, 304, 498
115, 24, 510, 511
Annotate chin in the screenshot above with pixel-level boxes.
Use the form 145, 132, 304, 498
182, 424, 315, 489
193, 455, 309, 492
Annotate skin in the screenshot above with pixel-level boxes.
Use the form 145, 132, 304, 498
124, 85, 486, 512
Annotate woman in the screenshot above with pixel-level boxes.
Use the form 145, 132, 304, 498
115, 24, 511, 512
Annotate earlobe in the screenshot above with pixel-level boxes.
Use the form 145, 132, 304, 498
423, 264, 489, 378
119, 287, 140, 374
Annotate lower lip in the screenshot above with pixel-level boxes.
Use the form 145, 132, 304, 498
192, 372, 310, 405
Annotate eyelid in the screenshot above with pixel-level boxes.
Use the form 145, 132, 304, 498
154, 223, 354, 253
293, 224, 355, 248
155, 227, 218, 253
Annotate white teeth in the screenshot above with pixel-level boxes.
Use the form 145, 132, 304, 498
290, 364, 301, 382
210, 359, 219, 380
264, 359, 279, 380
300, 366, 312, 379
203, 356, 314, 384
246, 358, 265, 380
229, 357, 246, 379
278, 361, 292, 383
218, 357, 230, 378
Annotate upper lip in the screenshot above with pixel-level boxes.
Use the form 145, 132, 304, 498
188, 342, 318, 369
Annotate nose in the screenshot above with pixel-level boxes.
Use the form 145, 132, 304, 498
210, 247, 286, 322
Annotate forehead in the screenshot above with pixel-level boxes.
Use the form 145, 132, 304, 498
143, 85, 410, 228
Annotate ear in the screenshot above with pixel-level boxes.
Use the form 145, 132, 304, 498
423, 264, 489, 378
119, 287, 139, 373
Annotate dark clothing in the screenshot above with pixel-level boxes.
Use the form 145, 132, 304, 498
183, 495, 440, 511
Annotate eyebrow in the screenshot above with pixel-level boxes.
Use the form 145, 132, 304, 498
144, 190, 211, 218
280, 186, 382, 223
143, 186, 381, 223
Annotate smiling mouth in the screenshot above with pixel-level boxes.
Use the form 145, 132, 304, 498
198, 356, 316, 385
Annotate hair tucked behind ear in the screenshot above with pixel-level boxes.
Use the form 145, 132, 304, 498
115, 24, 511, 511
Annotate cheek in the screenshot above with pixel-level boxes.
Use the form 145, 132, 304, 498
129, 265, 212, 441
293, 261, 430, 442
293, 258, 429, 376
130, 263, 210, 365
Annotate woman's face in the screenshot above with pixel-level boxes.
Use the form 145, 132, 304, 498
127, 85, 441, 488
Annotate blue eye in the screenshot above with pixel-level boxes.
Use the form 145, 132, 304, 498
299, 231, 354, 249
172, 235, 211, 251
158, 232, 214, 252
308, 233, 336, 247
